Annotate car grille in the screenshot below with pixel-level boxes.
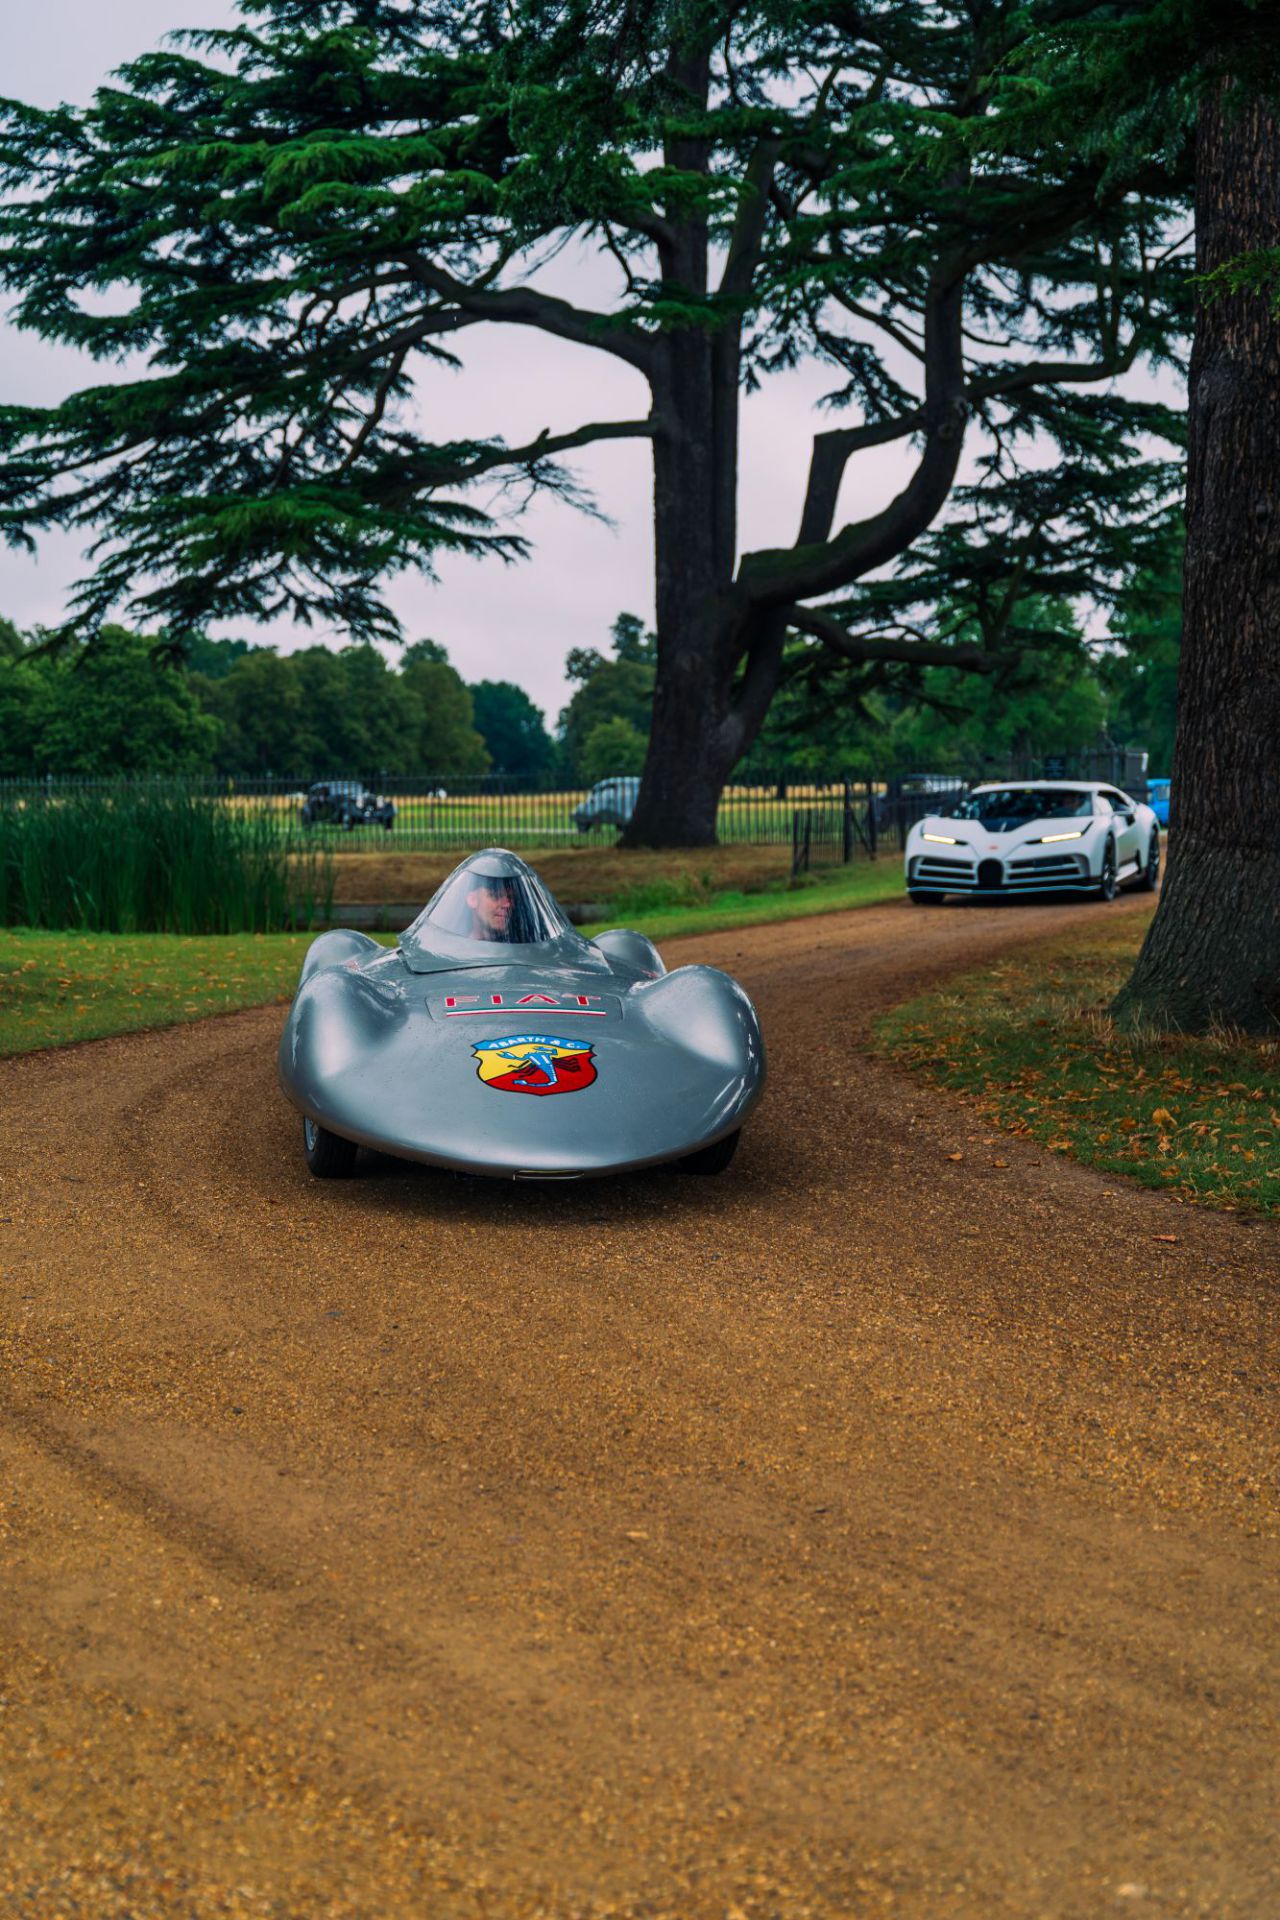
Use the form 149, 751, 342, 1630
1006, 854, 1087, 884
911, 849, 1087, 892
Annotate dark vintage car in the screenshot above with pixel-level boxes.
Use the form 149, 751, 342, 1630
871, 772, 969, 835
299, 780, 396, 831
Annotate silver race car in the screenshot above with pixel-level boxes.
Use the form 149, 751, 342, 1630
904, 780, 1162, 904
279, 849, 765, 1180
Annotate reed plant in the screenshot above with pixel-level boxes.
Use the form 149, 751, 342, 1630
0, 783, 333, 933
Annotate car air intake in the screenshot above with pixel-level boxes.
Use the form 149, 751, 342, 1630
977, 858, 1003, 890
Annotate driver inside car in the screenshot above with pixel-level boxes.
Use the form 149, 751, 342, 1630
465, 874, 518, 941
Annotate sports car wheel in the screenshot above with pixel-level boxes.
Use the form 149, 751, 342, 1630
908, 889, 945, 905
1137, 833, 1161, 892
302, 1115, 358, 1178
1097, 838, 1119, 902
678, 1129, 740, 1176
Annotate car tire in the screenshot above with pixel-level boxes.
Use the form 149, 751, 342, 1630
1097, 837, 1119, 902
908, 890, 945, 905
678, 1129, 740, 1176
303, 1115, 358, 1178
1137, 833, 1161, 892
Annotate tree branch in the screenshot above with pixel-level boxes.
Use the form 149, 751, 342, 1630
786, 602, 999, 673
779, 329, 1145, 580
718, 137, 782, 300
405, 259, 654, 375
745, 268, 968, 603
438, 415, 657, 484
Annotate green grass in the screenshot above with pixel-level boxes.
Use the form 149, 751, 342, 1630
877, 920, 1280, 1215
580, 858, 903, 940
1, 858, 904, 1055
0, 929, 348, 1055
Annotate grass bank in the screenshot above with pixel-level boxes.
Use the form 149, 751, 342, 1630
1, 860, 903, 1055
877, 918, 1280, 1215
0, 930, 329, 1056
580, 858, 901, 940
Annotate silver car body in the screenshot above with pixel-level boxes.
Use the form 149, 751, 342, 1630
278, 849, 765, 1178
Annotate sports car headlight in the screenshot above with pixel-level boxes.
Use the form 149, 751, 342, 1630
1037, 829, 1087, 842
922, 832, 959, 844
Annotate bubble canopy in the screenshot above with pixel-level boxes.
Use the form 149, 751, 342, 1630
399, 849, 608, 972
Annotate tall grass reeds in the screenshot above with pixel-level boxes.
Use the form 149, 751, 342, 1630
0, 783, 333, 933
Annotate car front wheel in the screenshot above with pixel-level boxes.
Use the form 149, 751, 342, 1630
678, 1130, 740, 1175
1137, 833, 1161, 892
1097, 838, 1119, 902
303, 1115, 358, 1178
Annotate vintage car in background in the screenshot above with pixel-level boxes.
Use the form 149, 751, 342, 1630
871, 771, 969, 834
904, 780, 1161, 903
573, 775, 641, 832
299, 780, 396, 831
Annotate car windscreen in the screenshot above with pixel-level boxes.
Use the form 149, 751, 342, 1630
419, 866, 570, 945
955, 788, 1093, 830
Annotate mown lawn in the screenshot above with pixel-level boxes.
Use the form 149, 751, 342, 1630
579, 858, 903, 940
877, 919, 1280, 1214
1, 858, 904, 1055
0, 930, 336, 1056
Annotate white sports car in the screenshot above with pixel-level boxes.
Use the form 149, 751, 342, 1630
904, 780, 1161, 904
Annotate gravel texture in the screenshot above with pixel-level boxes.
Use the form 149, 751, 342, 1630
0, 894, 1275, 1920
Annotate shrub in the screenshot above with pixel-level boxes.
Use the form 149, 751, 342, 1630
0, 783, 332, 933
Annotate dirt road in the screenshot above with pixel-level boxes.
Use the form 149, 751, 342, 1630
1, 896, 1275, 1919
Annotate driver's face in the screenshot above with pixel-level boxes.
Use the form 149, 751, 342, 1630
467, 882, 514, 937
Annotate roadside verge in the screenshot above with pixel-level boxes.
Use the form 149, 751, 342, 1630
876, 913, 1279, 1215
0, 861, 902, 1056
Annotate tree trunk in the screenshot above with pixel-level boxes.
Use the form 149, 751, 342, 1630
622, 327, 741, 846
1113, 80, 1280, 1034
621, 40, 746, 850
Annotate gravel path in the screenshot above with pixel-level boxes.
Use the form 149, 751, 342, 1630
1, 895, 1275, 1920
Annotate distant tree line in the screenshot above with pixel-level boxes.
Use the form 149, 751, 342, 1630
0, 578, 1178, 786
0, 623, 554, 783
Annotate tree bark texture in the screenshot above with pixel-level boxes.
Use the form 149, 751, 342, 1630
622, 43, 744, 849
1114, 81, 1280, 1032
623, 329, 744, 847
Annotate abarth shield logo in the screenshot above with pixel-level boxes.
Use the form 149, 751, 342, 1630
472, 1033, 597, 1097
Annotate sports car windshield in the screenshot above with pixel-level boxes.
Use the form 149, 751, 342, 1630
421, 866, 569, 945
955, 788, 1093, 831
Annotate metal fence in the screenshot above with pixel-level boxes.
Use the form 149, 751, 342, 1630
0, 748, 1153, 860
0, 772, 895, 856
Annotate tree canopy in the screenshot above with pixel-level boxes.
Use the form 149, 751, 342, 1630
0, 0, 1190, 840
0, 626, 492, 779
0, 626, 218, 774
558, 612, 655, 781
469, 679, 555, 783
